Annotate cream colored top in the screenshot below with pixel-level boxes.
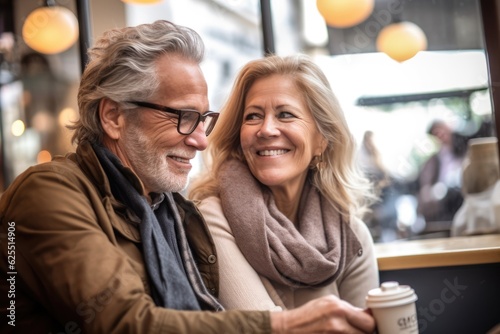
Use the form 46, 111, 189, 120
198, 196, 379, 310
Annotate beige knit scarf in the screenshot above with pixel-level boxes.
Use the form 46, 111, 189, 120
218, 159, 362, 288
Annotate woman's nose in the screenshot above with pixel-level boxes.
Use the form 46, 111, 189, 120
257, 115, 280, 137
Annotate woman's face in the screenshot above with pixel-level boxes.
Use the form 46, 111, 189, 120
240, 74, 325, 197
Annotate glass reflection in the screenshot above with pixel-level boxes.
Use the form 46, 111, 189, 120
304, 0, 500, 242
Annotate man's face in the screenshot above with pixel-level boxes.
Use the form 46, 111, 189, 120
114, 54, 210, 194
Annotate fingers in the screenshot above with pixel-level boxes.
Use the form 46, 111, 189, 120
345, 306, 376, 333
270, 295, 376, 334
318, 296, 375, 334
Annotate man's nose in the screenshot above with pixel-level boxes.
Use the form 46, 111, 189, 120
185, 122, 208, 150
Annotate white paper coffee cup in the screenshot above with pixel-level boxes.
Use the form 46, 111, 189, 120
366, 281, 419, 334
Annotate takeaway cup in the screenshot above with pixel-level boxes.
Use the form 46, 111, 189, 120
366, 281, 419, 334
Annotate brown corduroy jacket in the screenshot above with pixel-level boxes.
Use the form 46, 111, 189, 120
0, 142, 270, 334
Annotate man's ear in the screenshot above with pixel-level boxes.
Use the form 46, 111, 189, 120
99, 98, 123, 140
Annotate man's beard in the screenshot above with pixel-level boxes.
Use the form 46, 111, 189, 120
122, 124, 189, 194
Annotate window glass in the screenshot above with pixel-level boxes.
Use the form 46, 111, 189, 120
299, 0, 495, 242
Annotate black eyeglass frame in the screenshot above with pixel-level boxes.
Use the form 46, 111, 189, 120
127, 101, 219, 136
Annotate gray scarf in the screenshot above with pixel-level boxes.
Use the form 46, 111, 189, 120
218, 159, 362, 288
93, 144, 202, 309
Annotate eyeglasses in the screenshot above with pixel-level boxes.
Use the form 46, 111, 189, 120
127, 101, 219, 136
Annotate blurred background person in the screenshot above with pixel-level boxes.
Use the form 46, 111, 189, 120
357, 130, 399, 242
416, 120, 466, 228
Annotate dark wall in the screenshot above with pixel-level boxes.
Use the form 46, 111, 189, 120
0, 0, 14, 34
379, 263, 500, 334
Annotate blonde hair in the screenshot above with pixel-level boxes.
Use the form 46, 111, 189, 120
189, 54, 374, 220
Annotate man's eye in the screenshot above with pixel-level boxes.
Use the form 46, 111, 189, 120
181, 111, 199, 122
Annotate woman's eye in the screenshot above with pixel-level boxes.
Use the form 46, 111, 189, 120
244, 113, 262, 121
279, 111, 295, 119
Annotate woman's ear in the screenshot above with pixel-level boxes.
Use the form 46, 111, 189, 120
316, 136, 328, 156
99, 98, 123, 140
320, 137, 328, 152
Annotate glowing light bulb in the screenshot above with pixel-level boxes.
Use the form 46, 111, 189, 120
37, 150, 52, 164
376, 21, 428, 62
11, 120, 25, 137
316, 0, 374, 28
22, 6, 79, 54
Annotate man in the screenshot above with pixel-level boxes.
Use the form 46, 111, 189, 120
0, 20, 375, 333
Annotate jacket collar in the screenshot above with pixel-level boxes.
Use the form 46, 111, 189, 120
73, 141, 147, 198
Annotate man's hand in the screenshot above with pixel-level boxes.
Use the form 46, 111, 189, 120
270, 295, 375, 334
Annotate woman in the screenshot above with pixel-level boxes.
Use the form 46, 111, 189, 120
189, 54, 378, 311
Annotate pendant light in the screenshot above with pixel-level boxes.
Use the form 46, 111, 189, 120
376, 21, 428, 62
316, 0, 374, 28
22, 0, 79, 55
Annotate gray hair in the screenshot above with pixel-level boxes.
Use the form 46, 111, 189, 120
70, 20, 205, 145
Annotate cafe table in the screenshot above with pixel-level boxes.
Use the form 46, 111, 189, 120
374, 234, 500, 334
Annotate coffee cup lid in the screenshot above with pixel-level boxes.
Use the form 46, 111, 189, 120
366, 281, 417, 308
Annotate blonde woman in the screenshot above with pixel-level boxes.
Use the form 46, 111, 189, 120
190, 54, 379, 312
